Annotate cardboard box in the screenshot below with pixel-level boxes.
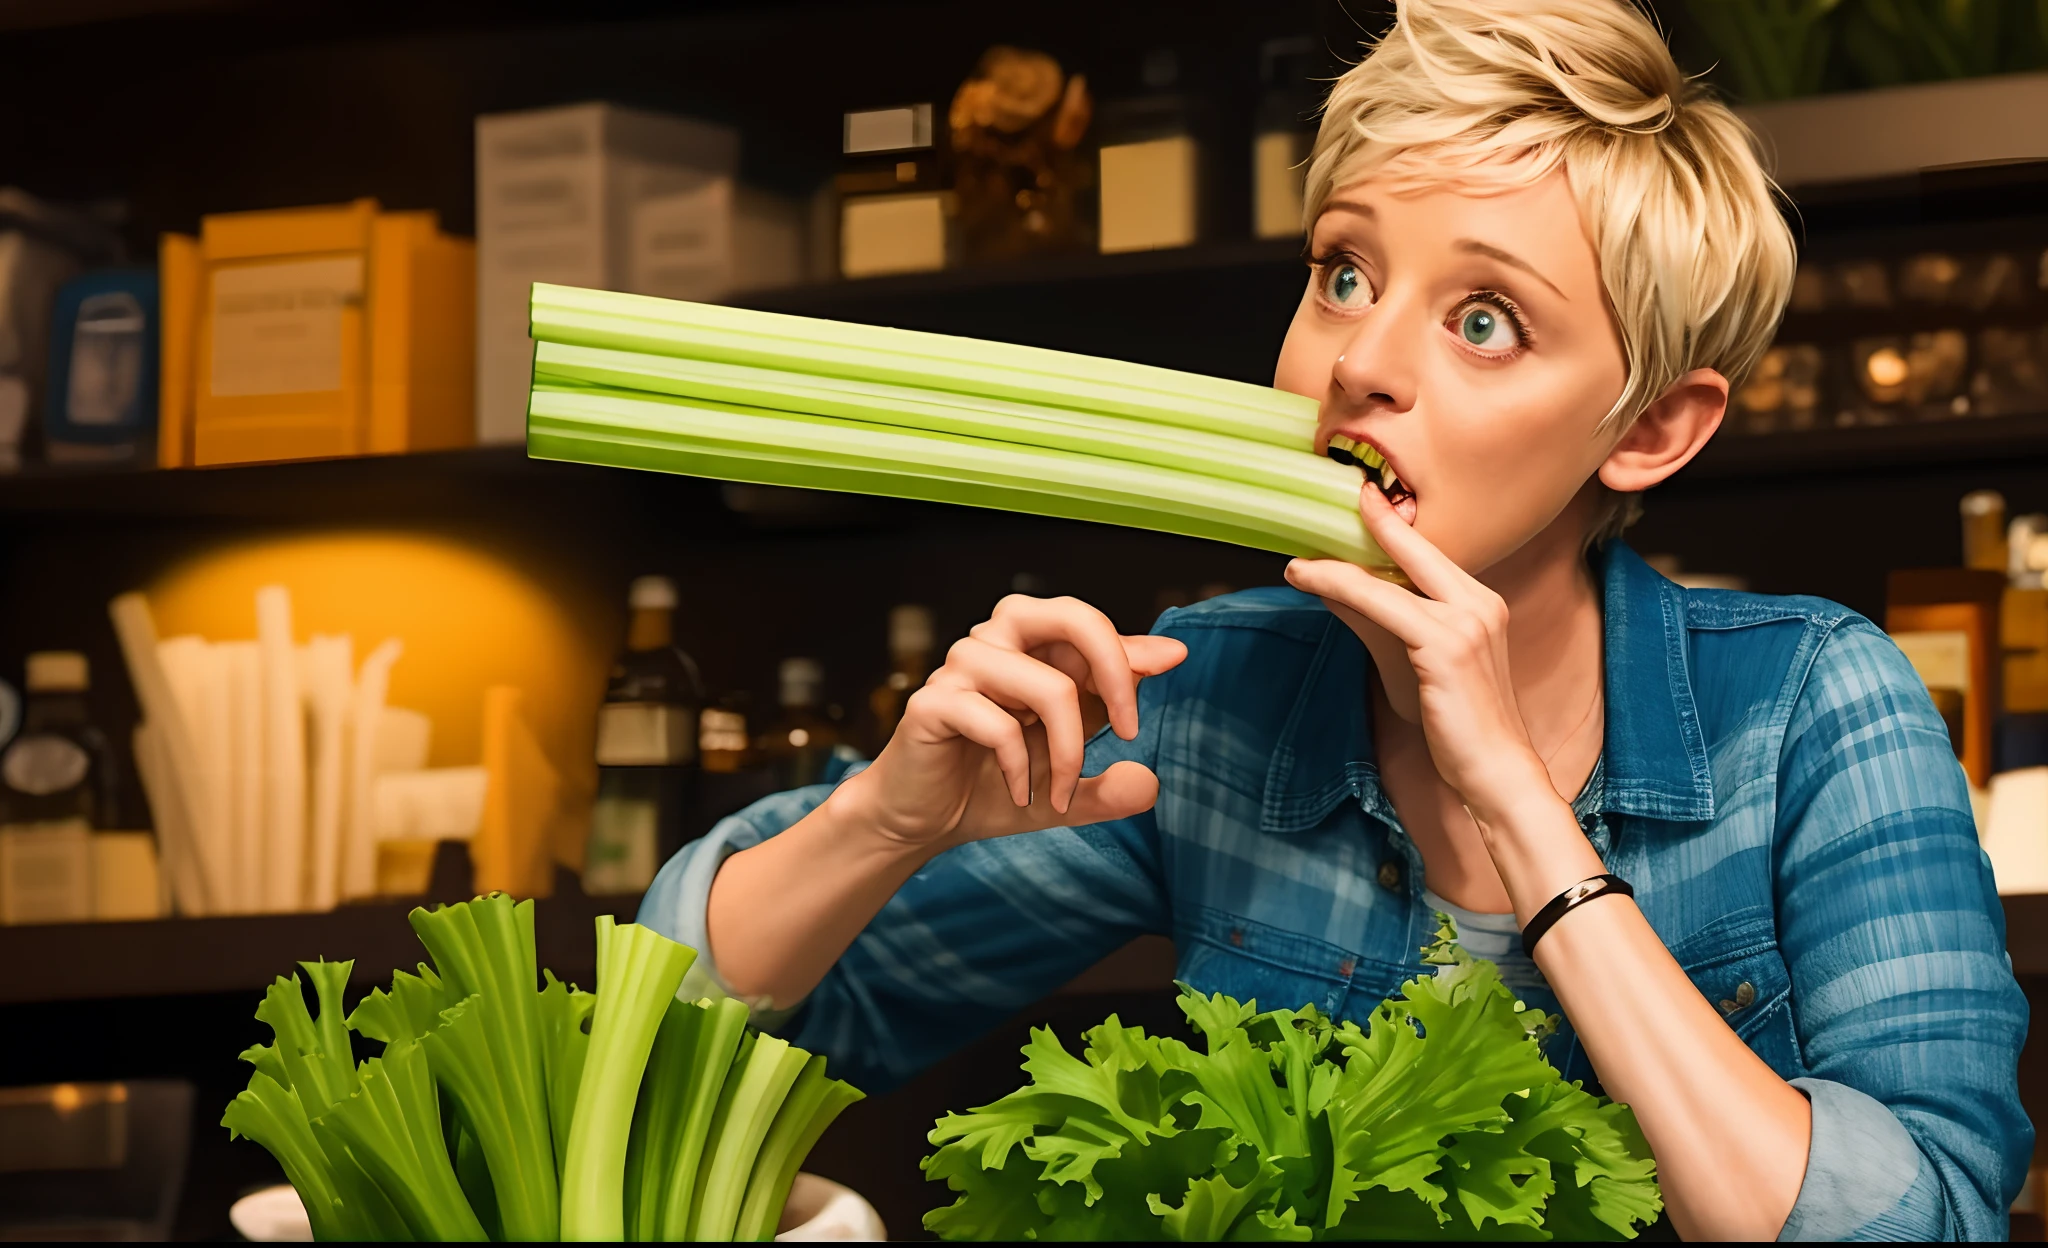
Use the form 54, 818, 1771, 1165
159, 200, 475, 466
475, 103, 801, 445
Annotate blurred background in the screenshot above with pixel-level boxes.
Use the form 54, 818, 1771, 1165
1, 0, 2047, 1238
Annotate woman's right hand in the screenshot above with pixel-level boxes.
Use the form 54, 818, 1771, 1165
831, 594, 1188, 853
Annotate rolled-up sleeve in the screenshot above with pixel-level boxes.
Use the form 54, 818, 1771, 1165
1774, 619, 2033, 1241
636, 673, 1176, 1094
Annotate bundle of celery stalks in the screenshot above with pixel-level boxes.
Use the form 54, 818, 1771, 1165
222, 894, 861, 1242
524, 284, 1389, 568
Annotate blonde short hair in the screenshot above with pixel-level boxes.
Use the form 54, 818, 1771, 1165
1305, 0, 1796, 540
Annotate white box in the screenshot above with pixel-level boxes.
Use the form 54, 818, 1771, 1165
475, 103, 804, 444
1100, 136, 1199, 254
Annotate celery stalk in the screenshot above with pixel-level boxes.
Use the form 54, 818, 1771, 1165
347, 964, 453, 1045
687, 1032, 811, 1241
559, 917, 697, 1241
226, 965, 411, 1241
732, 1054, 866, 1243
312, 1039, 488, 1242
528, 284, 1319, 449
409, 898, 557, 1241
621, 995, 751, 1241
223, 1074, 353, 1241
655, 998, 751, 1241
537, 969, 597, 1185
532, 342, 1363, 511
528, 386, 1380, 565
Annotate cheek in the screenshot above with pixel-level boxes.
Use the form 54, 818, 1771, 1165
1415, 362, 1615, 561
1271, 289, 1329, 401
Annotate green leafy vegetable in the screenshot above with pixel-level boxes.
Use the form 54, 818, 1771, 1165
923, 919, 1661, 1241
222, 895, 862, 1241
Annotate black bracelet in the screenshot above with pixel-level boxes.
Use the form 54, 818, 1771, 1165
1520, 873, 1634, 956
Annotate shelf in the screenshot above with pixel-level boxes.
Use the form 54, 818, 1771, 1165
1680, 410, 2048, 481
0, 886, 637, 1006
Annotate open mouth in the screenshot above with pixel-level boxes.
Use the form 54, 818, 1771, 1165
1324, 434, 1417, 523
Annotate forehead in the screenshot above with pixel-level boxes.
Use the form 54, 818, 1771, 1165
1314, 164, 1600, 282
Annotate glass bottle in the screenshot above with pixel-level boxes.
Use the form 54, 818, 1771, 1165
583, 576, 706, 895
0, 652, 112, 923
867, 604, 935, 754
756, 658, 843, 789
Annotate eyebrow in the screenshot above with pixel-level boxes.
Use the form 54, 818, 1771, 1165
1454, 239, 1567, 300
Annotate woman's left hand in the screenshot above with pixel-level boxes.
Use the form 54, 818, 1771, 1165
1283, 482, 1552, 824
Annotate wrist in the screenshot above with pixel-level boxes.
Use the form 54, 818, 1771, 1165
816, 767, 954, 867
1458, 747, 1559, 829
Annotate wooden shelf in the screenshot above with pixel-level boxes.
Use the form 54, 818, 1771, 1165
2005, 893, 2048, 978
1682, 410, 2048, 481
0, 887, 636, 1006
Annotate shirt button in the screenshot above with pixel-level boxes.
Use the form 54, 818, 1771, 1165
1377, 861, 1403, 892
1718, 981, 1756, 1015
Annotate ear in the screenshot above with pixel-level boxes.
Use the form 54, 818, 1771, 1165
1596, 368, 1728, 493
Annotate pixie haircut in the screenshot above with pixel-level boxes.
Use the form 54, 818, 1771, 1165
1305, 0, 1796, 539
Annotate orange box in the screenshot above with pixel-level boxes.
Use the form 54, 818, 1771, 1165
160, 200, 475, 467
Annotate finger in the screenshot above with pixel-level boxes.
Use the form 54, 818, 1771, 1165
1057, 760, 1163, 828
1034, 633, 1186, 706
906, 685, 1034, 807
1285, 556, 1444, 650
944, 637, 1087, 813
976, 597, 1148, 743
1356, 481, 1484, 605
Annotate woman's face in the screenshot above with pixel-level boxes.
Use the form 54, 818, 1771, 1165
1273, 166, 1629, 575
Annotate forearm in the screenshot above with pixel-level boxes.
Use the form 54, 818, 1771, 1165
705, 777, 937, 1009
1479, 785, 1812, 1241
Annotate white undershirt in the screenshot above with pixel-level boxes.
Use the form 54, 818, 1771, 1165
1422, 887, 1549, 994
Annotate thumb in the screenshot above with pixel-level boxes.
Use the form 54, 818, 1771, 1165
1051, 760, 1162, 828
1123, 634, 1189, 677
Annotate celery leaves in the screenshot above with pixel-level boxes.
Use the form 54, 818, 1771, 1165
924, 920, 1661, 1241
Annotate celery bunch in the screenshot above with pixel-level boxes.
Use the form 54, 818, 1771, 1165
222, 895, 862, 1241
524, 284, 1389, 569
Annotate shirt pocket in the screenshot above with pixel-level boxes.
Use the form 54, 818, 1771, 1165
1175, 906, 1362, 1018
1681, 941, 1798, 1070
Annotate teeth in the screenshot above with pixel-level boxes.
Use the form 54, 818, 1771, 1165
1382, 464, 1400, 493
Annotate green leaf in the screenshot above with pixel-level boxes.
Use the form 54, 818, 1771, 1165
1511, 1083, 1662, 1240
1148, 1160, 1291, 1241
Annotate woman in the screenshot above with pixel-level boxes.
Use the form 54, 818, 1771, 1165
640, 0, 2031, 1237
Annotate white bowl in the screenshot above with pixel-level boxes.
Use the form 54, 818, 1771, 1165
227, 1174, 887, 1242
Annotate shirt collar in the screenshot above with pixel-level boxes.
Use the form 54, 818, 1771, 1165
1258, 540, 1716, 836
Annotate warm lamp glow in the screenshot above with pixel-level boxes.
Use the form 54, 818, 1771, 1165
147, 532, 607, 805
1865, 347, 1909, 388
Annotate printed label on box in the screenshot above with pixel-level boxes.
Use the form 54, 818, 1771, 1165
210, 256, 362, 397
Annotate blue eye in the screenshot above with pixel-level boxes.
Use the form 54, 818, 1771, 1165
1322, 262, 1371, 309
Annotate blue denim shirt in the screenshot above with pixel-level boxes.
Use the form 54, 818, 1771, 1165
641, 542, 2032, 1240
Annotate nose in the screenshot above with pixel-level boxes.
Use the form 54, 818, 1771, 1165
1329, 294, 1419, 416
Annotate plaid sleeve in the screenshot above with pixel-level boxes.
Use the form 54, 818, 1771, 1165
1774, 618, 2033, 1241
637, 683, 1173, 1095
